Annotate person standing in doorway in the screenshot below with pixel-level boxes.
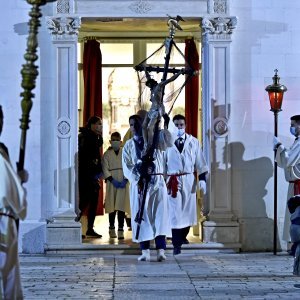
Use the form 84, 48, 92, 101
164, 114, 209, 255
102, 132, 130, 240
78, 116, 103, 238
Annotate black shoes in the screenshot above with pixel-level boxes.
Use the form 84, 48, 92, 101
183, 238, 189, 244
173, 246, 181, 255
86, 229, 102, 238
74, 213, 82, 222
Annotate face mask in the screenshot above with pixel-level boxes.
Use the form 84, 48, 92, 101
177, 128, 185, 137
111, 141, 121, 150
290, 126, 297, 136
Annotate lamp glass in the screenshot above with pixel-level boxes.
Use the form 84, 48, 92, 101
268, 91, 283, 112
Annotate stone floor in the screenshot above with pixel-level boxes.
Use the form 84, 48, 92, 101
20, 250, 300, 299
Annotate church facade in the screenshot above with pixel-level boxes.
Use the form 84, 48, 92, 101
2, 0, 299, 253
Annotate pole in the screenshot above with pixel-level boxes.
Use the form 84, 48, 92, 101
273, 111, 278, 255
18, 0, 56, 171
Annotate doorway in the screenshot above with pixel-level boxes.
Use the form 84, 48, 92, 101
77, 17, 204, 246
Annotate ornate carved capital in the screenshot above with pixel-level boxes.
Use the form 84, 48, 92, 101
208, 0, 228, 15
57, 0, 70, 14
129, 0, 152, 14
212, 117, 229, 138
46, 16, 81, 41
202, 17, 237, 39
57, 117, 71, 139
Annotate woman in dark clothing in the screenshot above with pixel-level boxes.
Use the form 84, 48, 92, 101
78, 116, 103, 238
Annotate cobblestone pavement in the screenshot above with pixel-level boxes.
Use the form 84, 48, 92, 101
20, 250, 300, 299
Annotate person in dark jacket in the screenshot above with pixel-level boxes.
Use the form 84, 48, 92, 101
78, 116, 103, 238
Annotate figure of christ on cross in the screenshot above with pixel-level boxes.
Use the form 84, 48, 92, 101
141, 66, 185, 157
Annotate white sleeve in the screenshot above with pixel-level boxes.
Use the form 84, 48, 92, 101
122, 141, 139, 183
195, 139, 209, 175
102, 151, 111, 179
276, 143, 300, 168
0, 155, 27, 220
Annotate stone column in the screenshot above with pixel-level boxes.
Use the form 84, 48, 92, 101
45, 14, 82, 249
201, 16, 241, 249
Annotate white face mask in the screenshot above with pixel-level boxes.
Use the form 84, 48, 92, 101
111, 140, 121, 150
290, 126, 297, 136
177, 128, 185, 137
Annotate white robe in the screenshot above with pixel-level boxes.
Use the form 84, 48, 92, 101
102, 147, 130, 214
122, 124, 176, 243
276, 138, 300, 241
165, 134, 209, 229
0, 153, 27, 300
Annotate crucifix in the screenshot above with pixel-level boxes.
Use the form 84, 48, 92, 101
133, 15, 196, 239
135, 15, 194, 159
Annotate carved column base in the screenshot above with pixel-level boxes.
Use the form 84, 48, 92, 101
46, 211, 82, 249
202, 220, 241, 251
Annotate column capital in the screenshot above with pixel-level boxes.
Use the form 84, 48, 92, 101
202, 16, 237, 41
46, 16, 81, 41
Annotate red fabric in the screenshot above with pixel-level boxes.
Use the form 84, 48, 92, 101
293, 180, 300, 196
83, 40, 103, 215
167, 175, 179, 198
83, 40, 102, 125
167, 173, 190, 198
185, 39, 199, 137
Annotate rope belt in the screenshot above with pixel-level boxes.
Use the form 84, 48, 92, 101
289, 180, 300, 196
167, 173, 190, 198
0, 212, 16, 220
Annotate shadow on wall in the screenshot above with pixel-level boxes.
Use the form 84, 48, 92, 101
225, 142, 278, 251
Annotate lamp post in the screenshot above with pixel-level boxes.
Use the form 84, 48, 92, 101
265, 69, 287, 255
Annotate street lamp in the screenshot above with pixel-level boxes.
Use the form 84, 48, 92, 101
265, 69, 287, 255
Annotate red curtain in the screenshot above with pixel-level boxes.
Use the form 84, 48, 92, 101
83, 39, 102, 125
83, 39, 104, 215
185, 38, 199, 137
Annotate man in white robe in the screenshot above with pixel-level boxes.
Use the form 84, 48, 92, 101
274, 114, 300, 251
122, 114, 176, 262
164, 114, 209, 255
0, 106, 27, 299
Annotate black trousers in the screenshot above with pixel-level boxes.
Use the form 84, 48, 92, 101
172, 226, 190, 248
109, 210, 125, 230
79, 181, 99, 231
140, 235, 166, 250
